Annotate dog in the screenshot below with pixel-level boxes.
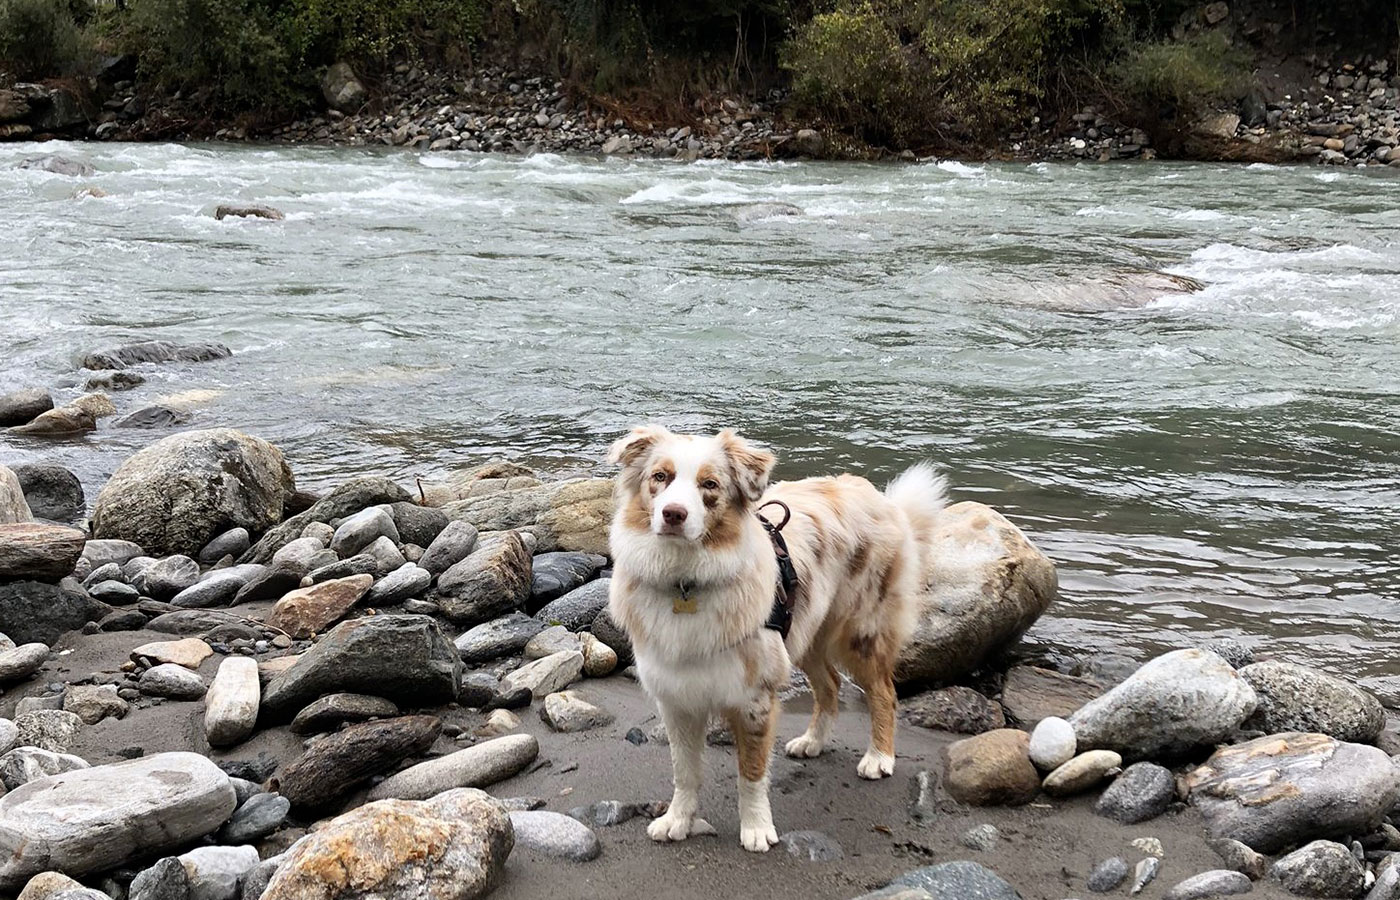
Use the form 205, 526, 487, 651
606, 424, 946, 852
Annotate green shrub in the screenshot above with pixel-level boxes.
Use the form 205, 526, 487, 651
283, 0, 487, 68
0, 0, 88, 78
1108, 30, 1251, 114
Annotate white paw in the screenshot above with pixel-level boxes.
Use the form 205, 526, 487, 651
740, 822, 779, 852
857, 750, 895, 780
785, 733, 825, 759
647, 812, 715, 842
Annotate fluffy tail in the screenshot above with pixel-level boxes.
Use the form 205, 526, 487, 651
884, 463, 948, 540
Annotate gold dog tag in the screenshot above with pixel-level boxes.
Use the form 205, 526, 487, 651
673, 582, 698, 615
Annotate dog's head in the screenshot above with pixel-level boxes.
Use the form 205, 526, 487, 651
608, 425, 775, 543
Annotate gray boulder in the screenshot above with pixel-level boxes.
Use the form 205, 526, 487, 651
454, 612, 547, 663
508, 810, 601, 862
1162, 870, 1252, 900
1069, 649, 1257, 759
1240, 660, 1385, 744
417, 520, 478, 575
329, 505, 398, 558
1183, 731, 1400, 852
198, 528, 250, 565
388, 502, 447, 548
139, 555, 201, 600
434, 532, 532, 625
895, 503, 1056, 684
92, 430, 295, 557
534, 579, 610, 631
530, 552, 607, 604
888, 861, 1022, 899
365, 563, 431, 606
1270, 841, 1365, 898
262, 615, 460, 718
0, 391, 53, 429
11, 466, 82, 524
0, 752, 236, 890
0, 579, 107, 645
1094, 762, 1175, 824
321, 62, 367, 112
440, 478, 612, 555
178, 845, 259, 900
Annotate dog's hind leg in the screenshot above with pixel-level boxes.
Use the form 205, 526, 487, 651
648, 705, 715, 842
726, 692, 780, 852
784, 659, 839, 759
846, 650, 898, 779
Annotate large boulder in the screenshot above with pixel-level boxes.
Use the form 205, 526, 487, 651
0, 391, 53, 429
1239, 660, 1384, 744
895, 502, 1056, 684
10, 466, 83, 524
262, 615, 460, 718
0, 752, 236, 890
320, 62, 367, 112
261, 789, 511, 900
0, 524, 85, 582
241, 478, 410, 565
0, 580, 107, 645
0, 467, 32, 524
92, 430, 295, 557
1069, 649, 1257, 759
276, 715, 440, 810
440, 478, 612, 555
1183, 732, 1400, 853
433, 532, 532, 625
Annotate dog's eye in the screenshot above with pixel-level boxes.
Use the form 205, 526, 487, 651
652, 471, 668, 482
701, 479, 719, 491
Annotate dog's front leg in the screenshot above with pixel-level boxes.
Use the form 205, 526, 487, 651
648, 704, 715, 842
726, 692, 780, 852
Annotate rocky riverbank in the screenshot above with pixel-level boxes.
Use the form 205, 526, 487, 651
5, 53, 1400, 167
3, 351, 1400, 899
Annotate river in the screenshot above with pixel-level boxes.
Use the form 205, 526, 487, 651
3, 142, 1398, 699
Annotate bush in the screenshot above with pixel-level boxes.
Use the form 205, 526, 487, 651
0, 0, 88, 78
1108, 30, 1251, 115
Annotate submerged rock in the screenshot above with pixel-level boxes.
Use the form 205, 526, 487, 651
92, 429, 295, 557
81, 340, 232, 370
0, 752, 236, 890
1069, 649, 1257, 759
895, 503, 1057, 684
1183, 731, 1400, 852
260, 789, 511, 900
213, 205, 284, 221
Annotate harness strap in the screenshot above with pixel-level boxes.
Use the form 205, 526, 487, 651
756, 500, 798, 640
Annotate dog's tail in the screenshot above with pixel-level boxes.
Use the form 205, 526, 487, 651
884, 463, 948, 543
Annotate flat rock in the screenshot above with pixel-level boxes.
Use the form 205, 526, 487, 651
11, 466, 82, 525
0, 579, 107, 645
1095, 761, 1176, 824
81, 539, 144, 570
440, 477, 611, 555
508, 810, 601, 862
0, 391, 53, 429
204, 657, 260, 747
1271, 840, 1364, 898
132, 637, 213, 669
15, 710, 81, 753
218, 793, 289, 844
92, 429, 294, 558
262, 615, 460, 718
61, 684, 127, 725
289, 693, 399, 735
530, 551, 607, 604
0, 524, 85, 581
172, 568, 259, 609
903, 686, 1006, 735
942, 729, 1040, 806
454, 612, 546, 663
1028, 716, 1076, 770
1069, 649, 1257, 759
260, 789, 511, 900
0, 748, 89, 790
888, 861, 1022, 899
1240, 660, 1385, 743
81, 340, 232, 370
501, 650, 584, 699
540, 689, 613, 732
275, 715, 440, 809
0, 752, 236, 890
1182, 731, 1400, 852
1042, 750, 1122, 797
434, 532, 532, 625
233, 564, 303, 604
366, 733, 539, 801
0, 644, 48, 684
1162, 870, 1252, 900
265, 575, 372, 639
895, 503, 1057, 684
525, 624, 579, 659
534, 579, 611, 631
146, 609, 246, 634
140, 664, 207, 700
365, 563, 431, 606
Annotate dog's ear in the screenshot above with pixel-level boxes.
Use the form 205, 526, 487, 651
718, 429, 776, 503
608, 425, 669, 468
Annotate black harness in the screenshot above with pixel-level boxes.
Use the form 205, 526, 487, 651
757, 500, 798, 639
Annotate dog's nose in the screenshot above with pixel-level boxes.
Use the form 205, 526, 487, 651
661, 504, 688, 526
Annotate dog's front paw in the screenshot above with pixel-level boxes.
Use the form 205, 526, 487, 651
857, 750, 896, 779
784, 733, 824, 759
740, 822, 779, 853
648, 812, 716, 842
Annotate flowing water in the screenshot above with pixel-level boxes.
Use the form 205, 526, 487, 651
3, 142, 1399, 697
